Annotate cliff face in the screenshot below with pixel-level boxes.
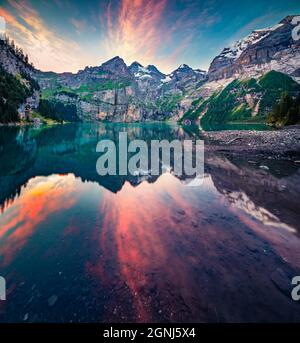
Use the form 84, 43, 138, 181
0, 38, 40, 122
180, 15, 300, 125
208, 16, 300, 83
35, 56, 207, 122
0, 39, 33, 77
1, 15, 300, 123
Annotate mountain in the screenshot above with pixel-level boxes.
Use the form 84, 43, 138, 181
129, 61, 166, 81
36, 57, 140, 122
1, 15, 300, 124
190, 71, 300, 125
0, 36, 40, 123
181, 15, 300, 125
208, 15, 300, 83
35, 58, 207, 122
161, 64, 207, 92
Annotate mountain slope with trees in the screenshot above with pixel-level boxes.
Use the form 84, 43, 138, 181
0, 67, 35, 123
181, 71, 300, 125
0, 15, 300, 125
0, 36, 39, 123
267, 91, 300, 126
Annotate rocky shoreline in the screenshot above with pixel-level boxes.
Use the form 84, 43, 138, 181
203, 126, 300, 160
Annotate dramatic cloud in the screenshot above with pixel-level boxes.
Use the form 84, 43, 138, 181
0, 0, 91, 72
0, 0, 218, 72
101, 0, 167, 66
1, 0, 291, 73
100, 0, 217, 72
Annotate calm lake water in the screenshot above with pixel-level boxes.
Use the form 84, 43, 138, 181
0, 123, 300, 323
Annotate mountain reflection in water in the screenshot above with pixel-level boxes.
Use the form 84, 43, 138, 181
0, 123, 300, 323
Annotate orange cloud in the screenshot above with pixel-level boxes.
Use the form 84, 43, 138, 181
1, 0, 216, 73
102, 0, 169, 69
0, 7, 26, 34
100, 0, 215, 73
0, 0, 92, 72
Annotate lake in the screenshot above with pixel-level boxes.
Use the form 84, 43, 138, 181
0, 123, 300, 323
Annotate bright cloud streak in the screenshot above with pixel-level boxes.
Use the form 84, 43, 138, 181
0, 0, 294, 73
103, 0, 167, 66
0, 0, 91, 72
0, 0, 214, 73
100, 0, 214, 72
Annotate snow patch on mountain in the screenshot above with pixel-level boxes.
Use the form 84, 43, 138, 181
134, 65, 151, 78
178, 64, 190, 69
255, 23, 284, 32
221, 23, 284, 60
222, 32, 269, 59
161, 75, 172, 83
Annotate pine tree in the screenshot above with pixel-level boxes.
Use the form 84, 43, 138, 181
286, 107, 299, 125
278, 92, 293, 118
267, 91, 300, 125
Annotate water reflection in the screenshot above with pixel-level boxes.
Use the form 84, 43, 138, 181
0, 123, 300, 322
0, 175, 78, 266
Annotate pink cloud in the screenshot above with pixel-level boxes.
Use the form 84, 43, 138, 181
1, 0, 93, 72
100, 0, 217, 73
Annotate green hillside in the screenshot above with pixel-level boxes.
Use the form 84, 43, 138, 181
181, 71, 300, 125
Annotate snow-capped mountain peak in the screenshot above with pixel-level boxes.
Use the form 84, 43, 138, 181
208, 15, 300, 82
175, 64, 193, 72
221, 23, 284, 60
178, 64, 190, 69
128, 62, 165, 82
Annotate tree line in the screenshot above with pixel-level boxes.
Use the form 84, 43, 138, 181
267, 92, 300, 126
0, 34, 34, 69
0, 67, 32, 123
38, 99, 80, 122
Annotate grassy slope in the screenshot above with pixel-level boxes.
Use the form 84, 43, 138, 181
181, 71, 300, 125
41, 78, 132, 101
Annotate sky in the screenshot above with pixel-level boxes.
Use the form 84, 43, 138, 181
0, 0, 299, 74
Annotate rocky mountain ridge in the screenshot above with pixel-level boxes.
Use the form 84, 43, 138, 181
35, 55, 207, 122
0, 15, 300, 124
208, 15, 300, 83
0, 36, 39, 122
181, 15, 300, 124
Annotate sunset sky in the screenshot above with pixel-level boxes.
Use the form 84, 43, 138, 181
0, 0, 299, 73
